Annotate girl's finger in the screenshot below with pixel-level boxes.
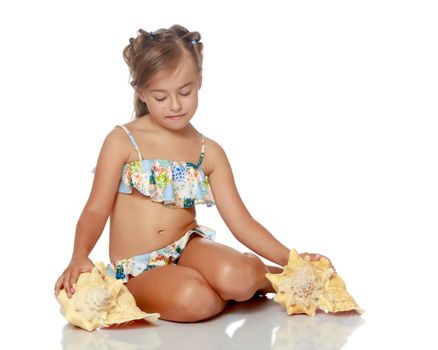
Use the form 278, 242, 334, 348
54, 276, 63, 292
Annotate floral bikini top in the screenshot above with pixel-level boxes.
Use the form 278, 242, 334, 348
92, 125, 216, 209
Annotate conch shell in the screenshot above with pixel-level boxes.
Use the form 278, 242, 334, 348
56, 261, 160, 331
266, 249, 363, 316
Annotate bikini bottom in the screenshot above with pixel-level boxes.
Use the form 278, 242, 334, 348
105, 224, 216, 283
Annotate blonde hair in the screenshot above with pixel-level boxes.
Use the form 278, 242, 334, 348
123, 24, 204, 119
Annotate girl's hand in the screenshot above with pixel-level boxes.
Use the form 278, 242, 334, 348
299, 252, 336, 271
54, 255, 105, 299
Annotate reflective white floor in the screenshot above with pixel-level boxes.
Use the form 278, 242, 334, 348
57, 294, 364, 350
5, 268, 435, 350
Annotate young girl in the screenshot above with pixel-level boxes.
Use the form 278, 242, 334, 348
54, 24, 332, 323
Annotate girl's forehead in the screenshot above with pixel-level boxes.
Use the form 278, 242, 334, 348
147, 59, 198, 90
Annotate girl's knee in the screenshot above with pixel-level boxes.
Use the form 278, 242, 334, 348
213, 252, 267, 301
242, 252, 269, 275
241, 252, 269, 294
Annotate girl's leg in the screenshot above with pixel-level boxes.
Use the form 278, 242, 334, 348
125, 264, 230, 323
176, 236, 284, 301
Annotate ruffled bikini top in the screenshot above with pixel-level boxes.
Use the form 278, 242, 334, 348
92, 125, 216, 209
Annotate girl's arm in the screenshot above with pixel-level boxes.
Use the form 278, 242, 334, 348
207, 139, 290, 266
72, 209, 109, 258
72, 127, 130, 258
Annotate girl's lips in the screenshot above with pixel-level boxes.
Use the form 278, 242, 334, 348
167, 114, 186, 119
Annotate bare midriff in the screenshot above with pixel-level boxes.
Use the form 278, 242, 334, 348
109, 189, 199, 264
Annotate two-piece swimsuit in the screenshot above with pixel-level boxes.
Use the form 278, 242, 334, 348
91, 124, 217, 283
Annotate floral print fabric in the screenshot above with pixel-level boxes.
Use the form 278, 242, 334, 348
106, 224, 217, 283
118, 158, 215, 208
92, 124, 216, 209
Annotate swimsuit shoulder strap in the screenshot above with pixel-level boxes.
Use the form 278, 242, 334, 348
116, 125, 143, 161
197, 133, 206, 167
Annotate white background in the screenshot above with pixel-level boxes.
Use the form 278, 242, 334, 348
1, 0, 437, 349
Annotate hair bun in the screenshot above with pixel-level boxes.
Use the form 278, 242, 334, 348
191, 32, 201, 42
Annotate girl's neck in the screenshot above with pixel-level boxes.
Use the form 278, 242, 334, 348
140, 114, 196, 139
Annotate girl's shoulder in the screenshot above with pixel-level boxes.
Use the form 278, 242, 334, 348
204, 136, 223, 155
202, 136, 228, 171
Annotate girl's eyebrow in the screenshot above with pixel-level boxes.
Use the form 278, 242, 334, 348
149, 82, 194, 93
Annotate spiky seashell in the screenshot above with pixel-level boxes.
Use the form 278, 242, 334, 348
319, 273, 364, 314
266, 249, 333, 316
56, 261, 160, 331
266, 249, 363, 316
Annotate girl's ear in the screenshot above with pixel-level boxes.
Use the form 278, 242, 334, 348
135, 89, 146, 103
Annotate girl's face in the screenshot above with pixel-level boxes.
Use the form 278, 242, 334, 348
137, 50, 202, 131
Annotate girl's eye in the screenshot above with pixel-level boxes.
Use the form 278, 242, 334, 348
154, 91, 192, 102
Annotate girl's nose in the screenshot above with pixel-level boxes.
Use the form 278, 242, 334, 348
170, 96, 182, 112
